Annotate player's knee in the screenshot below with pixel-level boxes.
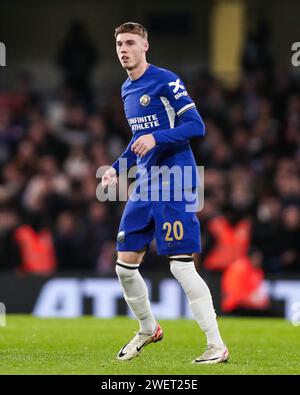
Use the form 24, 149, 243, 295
168, 255, 194, 277
115, 260, 139, 280
168, 255, 193, 265
118, 251, 145, 265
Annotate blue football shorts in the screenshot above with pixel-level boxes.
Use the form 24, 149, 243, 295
116, 195, 201, 256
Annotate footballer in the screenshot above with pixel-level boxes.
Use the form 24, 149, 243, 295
101, 22, 229, 364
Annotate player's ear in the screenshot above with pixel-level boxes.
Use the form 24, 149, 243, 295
144, 40, 149, 53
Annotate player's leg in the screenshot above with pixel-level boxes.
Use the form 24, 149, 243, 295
153, 199, 228, 364
116, 249, 157, 335
115, 200, 163, 361
168, 254, 229, 364
116, 250, 163, 361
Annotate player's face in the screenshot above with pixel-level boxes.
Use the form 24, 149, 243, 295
116, 33, 148, 71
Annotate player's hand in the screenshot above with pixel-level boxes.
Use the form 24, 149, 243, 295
131, 134, 156, 157
101, 167, 118, 188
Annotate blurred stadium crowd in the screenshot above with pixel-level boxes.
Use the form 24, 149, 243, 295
0, 23, 299, 276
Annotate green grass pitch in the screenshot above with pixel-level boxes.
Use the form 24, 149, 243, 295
0, 315, 299, 375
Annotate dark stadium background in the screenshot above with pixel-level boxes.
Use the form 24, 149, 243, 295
0, 0, 299, 321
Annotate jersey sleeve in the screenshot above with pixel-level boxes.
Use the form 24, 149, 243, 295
152, 107, 205, 145
151, 70, 205, 145
162, 71, 196, 117
111, 137, 136, 175
111, 87, 137, 175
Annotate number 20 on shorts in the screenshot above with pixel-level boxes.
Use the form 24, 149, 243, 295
163, 221, 184, 241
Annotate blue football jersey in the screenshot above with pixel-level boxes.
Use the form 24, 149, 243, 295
114, 65, 204, 255
115, 64, 204, 193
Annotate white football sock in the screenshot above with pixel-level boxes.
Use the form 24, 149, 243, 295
116, 259, 157, 335
169, 257, 224, 347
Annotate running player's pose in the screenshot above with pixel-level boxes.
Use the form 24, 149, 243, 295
102, 22, 229, 364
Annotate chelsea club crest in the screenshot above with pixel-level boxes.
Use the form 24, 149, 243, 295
117, 231, 125, 243
140, 94, 150, 106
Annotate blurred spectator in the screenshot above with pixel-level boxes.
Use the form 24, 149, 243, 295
28, 118, 69, 164
96, 241, 117, 275
202, 211, 252, 272
0, 107, 24, 165
22, 155, 71, 217
83, 201, 115, 271
0, 162, 26, 206
252, 197, 282, 273
0, 208, 21, 270
241, 20, 273, 75
54, 211, 86, 270
57, 20, 99, 106
278, 206, 300, 272
221, 248, 270, 313
64, 143, 90, 180
14, 208, 57, 275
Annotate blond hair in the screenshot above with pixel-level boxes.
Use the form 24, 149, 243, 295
114, 22, 148, 40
